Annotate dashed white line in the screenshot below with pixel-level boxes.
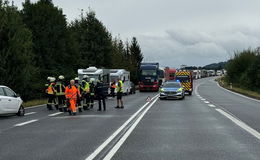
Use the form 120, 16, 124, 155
216, 108, 260, 140
208, 104, 216, 108
48, 112, 63, 117
24, 112, 36, 116
204, 101, 210, 104
14, 119, 38, 127
201, 98, 206, 101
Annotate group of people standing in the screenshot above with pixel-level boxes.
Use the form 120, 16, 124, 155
46, 75, 124, 115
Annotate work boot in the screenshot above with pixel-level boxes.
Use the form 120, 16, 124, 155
115, 106, 120, 109
120, 106, 124, 109
55, 105, 59, 110
68, 110, 72, 115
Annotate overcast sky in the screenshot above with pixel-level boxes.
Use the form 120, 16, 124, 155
13, 0, 260, 68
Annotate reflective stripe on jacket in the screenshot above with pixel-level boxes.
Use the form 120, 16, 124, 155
65, 85, 78, 99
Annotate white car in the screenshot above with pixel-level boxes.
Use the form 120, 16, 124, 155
0, 85, 24, 116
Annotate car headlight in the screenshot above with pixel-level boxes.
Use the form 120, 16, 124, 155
160, 88, 164, 92
177, 88, 182, 93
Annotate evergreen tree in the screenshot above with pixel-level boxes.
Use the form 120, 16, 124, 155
21, 0, 77, 81
70, 10, 113, 68
0, 1, 37, 100
129, 37, 143, 83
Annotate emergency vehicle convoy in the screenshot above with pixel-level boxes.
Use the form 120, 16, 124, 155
139, 63, 161, 92
175, 71, 193, 95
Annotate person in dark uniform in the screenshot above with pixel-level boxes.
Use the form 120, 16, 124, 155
95, 80, 106, 111
89, 78, 95, 109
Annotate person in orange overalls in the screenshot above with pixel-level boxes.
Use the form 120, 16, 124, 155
65, 80, 81, 115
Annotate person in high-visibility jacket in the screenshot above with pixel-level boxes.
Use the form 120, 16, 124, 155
110, 81, 116, 98
55, 75, 66, 112
89, 78, 95, 109
65, 80, 81, 115
47, 77, 56, 110
82, 75, 90, 110
115, 78, 124, 109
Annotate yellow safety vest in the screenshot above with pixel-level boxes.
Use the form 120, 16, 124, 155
116, 80, 123, 93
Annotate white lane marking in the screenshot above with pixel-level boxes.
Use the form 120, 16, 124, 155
14, 119, 38, 127
85, 94, 159, 160
216, 81, 260, 103
103, 97, 159, 160
208, 104, 216, 108
204, 101, 210, 104
25, 104, 45, 110
215, 109, 260, 140
48, 112, 63, 117
24, 112, 36, 116
201, 98, 206, 101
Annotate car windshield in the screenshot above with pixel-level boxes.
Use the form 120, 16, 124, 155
163, 82, 181, 88
141, 70, 157, 76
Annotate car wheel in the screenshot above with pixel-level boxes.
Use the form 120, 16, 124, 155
16, 105, 25, 116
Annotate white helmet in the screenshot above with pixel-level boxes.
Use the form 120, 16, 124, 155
90, 78, 95, 83
58, 75, 64, 80
50, 77, 56, 82
75, 77, 80, 81
47, 77, 51, 81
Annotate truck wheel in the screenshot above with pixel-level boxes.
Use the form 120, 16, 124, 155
189, 91, 192, 95
16, 105, 25, 116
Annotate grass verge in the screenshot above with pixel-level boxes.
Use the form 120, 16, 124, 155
216, 77, 260, 100
23, 99, 47, 108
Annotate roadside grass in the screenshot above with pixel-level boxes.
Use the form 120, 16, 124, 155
23, 99, 47, 108
216, 77, 260, 100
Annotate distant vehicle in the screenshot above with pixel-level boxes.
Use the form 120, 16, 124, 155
78, 67, 111, 96
192, 70, 201, 79
175, 71, 193, 95
0, 86, 24, 116
216, 70, 223, 76
159, 81, 185, 100
110, 69, 131, 94
139, 63, 160, 92
130, 82, 136, 94
164, 67, 176, 81
158, 68, 165, 86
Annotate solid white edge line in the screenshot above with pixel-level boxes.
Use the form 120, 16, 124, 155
215, 108, 260, 140
24, 112, 36, 116
216, 81, 260, 103
14, 119, 38, 127
103, 97, 159, 160
48, 112, 63, 117
85, 94, 159, 160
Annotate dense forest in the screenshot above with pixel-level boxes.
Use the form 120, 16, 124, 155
0, 0, 143, 101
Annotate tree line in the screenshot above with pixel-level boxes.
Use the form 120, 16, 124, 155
0, 0, 143, 101
225, 48, 260, 93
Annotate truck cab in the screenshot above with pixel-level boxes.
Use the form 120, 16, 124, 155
139, 63, 160, 92
175, 71, 193, 95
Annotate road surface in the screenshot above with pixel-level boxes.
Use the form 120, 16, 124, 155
0, 77, 259, 160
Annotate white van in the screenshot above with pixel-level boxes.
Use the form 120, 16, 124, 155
110, 69, 131, 94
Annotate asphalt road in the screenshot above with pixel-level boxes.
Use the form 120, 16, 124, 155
0, 77, 259, 160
